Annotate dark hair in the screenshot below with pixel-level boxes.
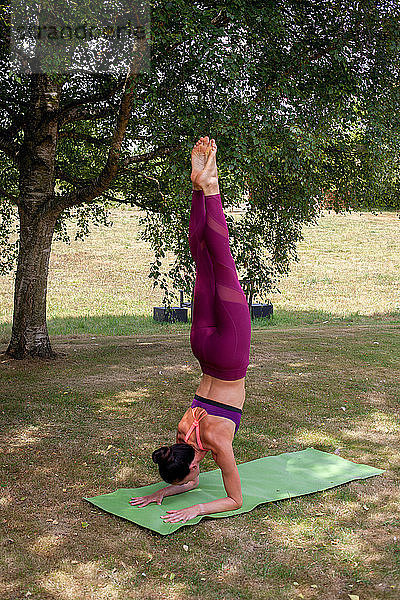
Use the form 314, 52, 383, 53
152, 443, 195, 484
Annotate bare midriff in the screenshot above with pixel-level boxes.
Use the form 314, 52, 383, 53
196, 373, 245, 410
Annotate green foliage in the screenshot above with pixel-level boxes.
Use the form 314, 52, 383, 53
53, 202, 115, 244
1, 0, 400, 303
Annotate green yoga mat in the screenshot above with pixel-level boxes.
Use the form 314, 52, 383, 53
85, 448, 384, 535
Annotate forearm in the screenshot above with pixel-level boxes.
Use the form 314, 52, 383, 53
160, 480, 198, 498
196, 496, 242, 516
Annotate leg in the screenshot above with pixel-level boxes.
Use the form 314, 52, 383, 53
192, 139, 251, 380
204, 192, 249, 311
202, 191, 251, 378
189, 136, 219, 345
188, 188, 216, 330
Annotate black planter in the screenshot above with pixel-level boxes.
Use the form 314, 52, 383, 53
251, 303, 273, 319
153, 307, 188, 323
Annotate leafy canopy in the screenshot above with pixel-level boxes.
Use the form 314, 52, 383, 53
1, 0, 400, 302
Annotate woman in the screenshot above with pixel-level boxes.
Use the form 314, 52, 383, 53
129, 136, 251, 523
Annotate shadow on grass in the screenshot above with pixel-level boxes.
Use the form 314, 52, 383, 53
1, 308, 399, 345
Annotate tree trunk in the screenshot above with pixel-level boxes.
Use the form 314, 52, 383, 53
6, 210, 58, 359
6, 74, 61, 359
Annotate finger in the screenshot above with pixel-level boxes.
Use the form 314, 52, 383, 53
162, 513, 184, 522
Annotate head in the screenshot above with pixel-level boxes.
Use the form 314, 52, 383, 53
152, 443, 199, 485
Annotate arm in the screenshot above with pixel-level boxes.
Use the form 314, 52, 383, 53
162, 477, 199, 498
130, 477, 199, 507
161, 444, 242, 523
198, 444, 242, 514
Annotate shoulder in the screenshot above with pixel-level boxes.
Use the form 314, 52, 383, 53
201, 421, 234, 461
211, 439, 236, 471
201, 414, 235, 448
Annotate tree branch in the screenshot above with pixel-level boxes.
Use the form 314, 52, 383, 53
211, 10, 230, 28
54, 166, 92, 186
99, 190, 121, 203
141, 173, 165, 202
54, 145, 180, 190
53, 43, 147, 212
58, 130, 111, 148
55, 75, 126, 125
121, 145, 181, 169
57, 105, 116, 128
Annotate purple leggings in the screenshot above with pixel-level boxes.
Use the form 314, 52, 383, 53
189, 190, 251, 380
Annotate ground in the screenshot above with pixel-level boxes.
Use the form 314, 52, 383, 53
1, 321, 399, 600
1, 208, 399, 599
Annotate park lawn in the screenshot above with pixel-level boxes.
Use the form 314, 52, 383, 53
0, 208, 400, 340
0, 322, 399, 600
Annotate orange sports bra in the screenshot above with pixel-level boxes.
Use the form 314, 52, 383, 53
184, 407, 207, 451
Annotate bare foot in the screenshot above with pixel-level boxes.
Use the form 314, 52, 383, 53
191, 136, 210, 191
194, 138, 219, 196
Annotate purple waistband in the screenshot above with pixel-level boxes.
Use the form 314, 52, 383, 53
191, 394, 242, 434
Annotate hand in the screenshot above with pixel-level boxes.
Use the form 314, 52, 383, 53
160, 505, 200, 523
129, 490, 164, 507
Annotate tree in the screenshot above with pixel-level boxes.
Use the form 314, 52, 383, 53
1, 0, 400, 358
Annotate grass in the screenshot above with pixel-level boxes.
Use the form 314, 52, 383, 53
0, 325, 399, 600
0, 207, 399, 341
0, 207, 399, 599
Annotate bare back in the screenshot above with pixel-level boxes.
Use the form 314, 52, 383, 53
176, 373, 245, 457
197, 374, 245, 410
176, 406, 235, 459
